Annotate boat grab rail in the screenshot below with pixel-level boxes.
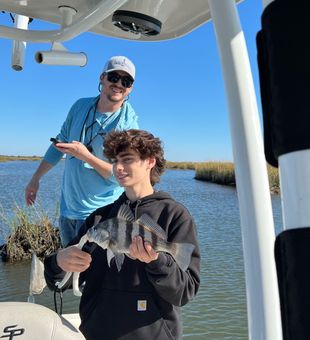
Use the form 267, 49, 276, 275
0, 0, 128, 43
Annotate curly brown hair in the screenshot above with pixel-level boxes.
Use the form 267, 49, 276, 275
104, 129, 166, 185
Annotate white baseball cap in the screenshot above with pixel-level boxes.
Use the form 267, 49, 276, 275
102, 56, 135, 79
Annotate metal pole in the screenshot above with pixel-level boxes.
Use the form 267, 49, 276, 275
262, 0, 310, 232
208, 0, 282, 339
279, 151, 310, 229
11, 15, 28, 71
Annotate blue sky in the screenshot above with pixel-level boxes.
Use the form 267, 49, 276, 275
0, 0, 263, 162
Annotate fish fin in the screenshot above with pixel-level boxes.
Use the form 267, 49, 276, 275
94, 215, 102, 226
117, 204, 135, 222
72, 272, 82, 297
137, 214, 167, 240
114, 253, 125, 272
107, 248, 115, 267
169, 242, 195, 272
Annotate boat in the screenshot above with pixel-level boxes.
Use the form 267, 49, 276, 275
0, 0, 308, 339
0, 302, 84, 339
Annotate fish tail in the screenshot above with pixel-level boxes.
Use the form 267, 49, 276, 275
170, 242, 195, 272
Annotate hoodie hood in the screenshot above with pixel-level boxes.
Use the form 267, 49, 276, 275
115, 191, 173, 209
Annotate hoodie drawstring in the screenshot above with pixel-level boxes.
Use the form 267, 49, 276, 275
126, 199, 142, 220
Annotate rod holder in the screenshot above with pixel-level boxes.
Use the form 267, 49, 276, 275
34, 42, 87, 67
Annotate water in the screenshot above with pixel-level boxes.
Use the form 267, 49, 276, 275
0, 161, 283, 339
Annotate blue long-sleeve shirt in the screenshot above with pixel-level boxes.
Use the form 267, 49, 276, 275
44, 96, 138, 219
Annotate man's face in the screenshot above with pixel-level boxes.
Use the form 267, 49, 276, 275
112, 150, 154, 189
100, 70, 133, 103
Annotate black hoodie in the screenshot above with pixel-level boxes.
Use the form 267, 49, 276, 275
44, 191, 200, 340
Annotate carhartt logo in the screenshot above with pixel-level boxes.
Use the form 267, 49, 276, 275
137, 299, 147, 311
0, 325, 24, 339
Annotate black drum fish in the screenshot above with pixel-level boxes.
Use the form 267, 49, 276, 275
87, 204, 195, 272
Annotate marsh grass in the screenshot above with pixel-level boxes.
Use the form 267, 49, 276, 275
0, 204, 60, 262
194, 162, 280, 193
0, 155, 42, 162
267, 164, 280, 194
166, 161, 197, 170
195, 162, 236, 185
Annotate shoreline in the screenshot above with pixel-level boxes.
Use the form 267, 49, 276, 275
0, 156, 279, 193
0, 155, 42, 162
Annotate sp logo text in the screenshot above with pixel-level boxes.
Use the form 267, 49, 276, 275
0, 325, 24, 339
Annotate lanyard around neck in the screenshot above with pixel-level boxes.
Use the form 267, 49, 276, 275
79, 97, 100, 144
79, 97, 121, 151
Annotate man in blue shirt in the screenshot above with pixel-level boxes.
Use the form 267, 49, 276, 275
25, 56, 139, 246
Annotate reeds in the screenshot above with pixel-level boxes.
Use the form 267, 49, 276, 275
166, 161, 197, 170
194, 162, 280, 193
195, 162, 236, 186
0, 204, 60, 262
267, 164, 280, 194
0, 155, 42, 162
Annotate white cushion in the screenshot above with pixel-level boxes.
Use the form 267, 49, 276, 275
0, 302, 85, 340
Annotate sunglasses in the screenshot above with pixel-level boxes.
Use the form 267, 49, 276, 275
106, 71, 134, 88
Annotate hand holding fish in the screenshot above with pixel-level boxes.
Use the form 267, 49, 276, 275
56, 246, 92, 273
129, 236, 159, 264
55, 234, 90, 296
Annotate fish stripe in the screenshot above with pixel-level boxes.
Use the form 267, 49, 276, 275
125, 220, 133, 248
151, 232, 158, 249
139, 224, 145, 239
113, 218, 119, 244
133, 222, 139, 238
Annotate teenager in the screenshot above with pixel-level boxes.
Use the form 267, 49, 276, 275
44, 129, 200, 340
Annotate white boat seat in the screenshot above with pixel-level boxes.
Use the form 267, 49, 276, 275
0, 302, 85, 340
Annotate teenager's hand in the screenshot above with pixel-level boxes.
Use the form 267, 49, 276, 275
129, 236, 159, 263
56, 246, 92, 272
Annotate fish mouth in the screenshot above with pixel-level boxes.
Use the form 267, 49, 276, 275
86, 230, 94, 241
86, 227, 98, 239
86, 226, 110, 245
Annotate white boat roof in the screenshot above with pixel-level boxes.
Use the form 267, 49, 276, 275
0, 0, 243, 42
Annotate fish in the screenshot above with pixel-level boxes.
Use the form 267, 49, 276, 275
87, 204, 195, 272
